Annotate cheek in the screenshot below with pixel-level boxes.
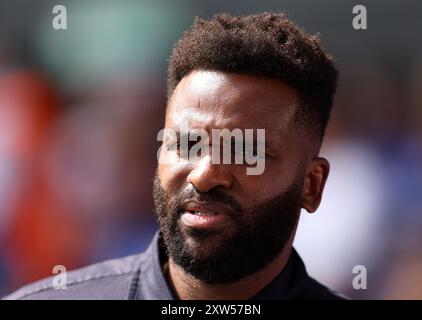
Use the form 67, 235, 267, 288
232, 167, 275, 204
233, 163, 300, 205
158, 160, 191, 194
238, 177, 276, 206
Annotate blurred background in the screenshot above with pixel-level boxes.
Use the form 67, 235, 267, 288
0, 0, 421, 299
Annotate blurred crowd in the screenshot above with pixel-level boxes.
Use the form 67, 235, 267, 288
0, 0, 421, 299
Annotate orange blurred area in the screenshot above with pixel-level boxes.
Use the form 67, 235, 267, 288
0, 70, 89, 288
0, 71, 58, 157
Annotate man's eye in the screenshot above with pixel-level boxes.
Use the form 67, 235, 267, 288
241, 148, 272, 161
232, 147, 257, 157
166, 141, 178, 151
174, 140, 199, 155
244, 149, 258, 157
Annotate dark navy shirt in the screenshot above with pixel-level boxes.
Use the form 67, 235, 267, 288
4, 231, 346, 300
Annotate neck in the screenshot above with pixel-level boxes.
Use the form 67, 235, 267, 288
166, 231, 296, 300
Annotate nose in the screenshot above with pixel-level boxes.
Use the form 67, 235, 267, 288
187, 155, 233, 192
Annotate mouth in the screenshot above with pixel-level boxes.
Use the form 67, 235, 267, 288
180, 201, 234, 229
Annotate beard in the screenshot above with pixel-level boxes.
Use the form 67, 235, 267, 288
153, 174, 303, 284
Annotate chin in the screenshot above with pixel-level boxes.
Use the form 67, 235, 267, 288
182, 227, 233, 254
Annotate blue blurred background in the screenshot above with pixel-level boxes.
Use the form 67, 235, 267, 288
0, 0, 421, 299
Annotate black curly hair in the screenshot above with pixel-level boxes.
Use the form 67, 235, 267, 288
167, 12, 338, 142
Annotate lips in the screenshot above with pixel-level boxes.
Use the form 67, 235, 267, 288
180, 201, 234, 229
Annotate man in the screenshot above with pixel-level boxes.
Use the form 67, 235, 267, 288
5, 12, 345, 300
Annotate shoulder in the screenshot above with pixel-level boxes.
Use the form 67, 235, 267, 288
3, 253, 144, 300
289, 248, 350, 300
300, 276, 350, 300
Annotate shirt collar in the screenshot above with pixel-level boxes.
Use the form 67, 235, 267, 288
136, 231, 174, 299
135, 230, 308, 300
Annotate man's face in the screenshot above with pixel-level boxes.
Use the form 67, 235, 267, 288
154, 70, 313, 284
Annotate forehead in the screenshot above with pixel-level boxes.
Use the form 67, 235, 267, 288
166, 70, 298, 132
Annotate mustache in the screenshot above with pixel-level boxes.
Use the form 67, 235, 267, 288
173, 186, 243, 214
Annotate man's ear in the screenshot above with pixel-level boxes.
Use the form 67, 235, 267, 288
301, 157, 330, 213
